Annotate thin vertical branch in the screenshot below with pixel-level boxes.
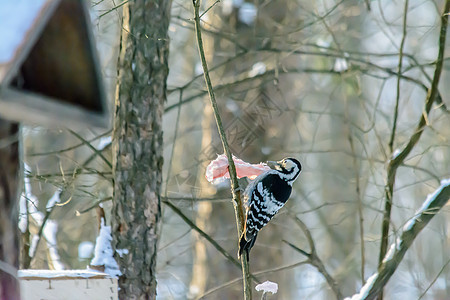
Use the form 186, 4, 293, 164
347, 130, 366, 284
164, 89, 183, 199
345, 96, 366, 284
21, 190, 32, 269
378, 1, 449, 291
388, 0, 409, 153
192, 1, 251, 298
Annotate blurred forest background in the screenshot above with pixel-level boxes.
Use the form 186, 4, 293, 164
19, 0, 449, 299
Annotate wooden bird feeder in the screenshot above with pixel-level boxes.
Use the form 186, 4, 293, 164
0, 0, 111, 298
0, 0, 109, 128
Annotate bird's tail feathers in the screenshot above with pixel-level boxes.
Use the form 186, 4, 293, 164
238, 231, 257, 261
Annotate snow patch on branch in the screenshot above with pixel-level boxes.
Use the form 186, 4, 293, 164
392, 148, 401, 159
344, 273, 378, 300
382, 243, 396, 264
239, 3, 257, 25
20, 163, 64, 269
29, 235, 39, 257
249, 62, 266, 77
46, 190, 61, 211
97, 136, 112, 151
333, 58, 348, 72
116, 248, 129, 258
403, 178, 450, 232
90, 219, 121, 278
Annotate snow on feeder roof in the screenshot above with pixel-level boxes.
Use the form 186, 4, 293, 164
0, 0, 109, 128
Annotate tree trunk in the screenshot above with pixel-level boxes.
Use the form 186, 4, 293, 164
188, 105, 214, 298
0, 120, 20, 300
111, 0, 171, 299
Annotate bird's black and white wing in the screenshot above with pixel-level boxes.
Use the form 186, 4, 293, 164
239, 172, 292, 259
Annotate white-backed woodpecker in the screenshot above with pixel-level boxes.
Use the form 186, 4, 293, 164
238, 157, 302, 260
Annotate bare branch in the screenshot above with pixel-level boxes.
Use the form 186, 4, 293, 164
285, 214, 343, 300
345, 102, 366, 284
417, 258, 450, 300
68, 130, 112, 169
192, 0, 252, 298
163, 200, 259, 283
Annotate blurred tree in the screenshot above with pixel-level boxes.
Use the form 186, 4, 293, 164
111, 0, 171, 299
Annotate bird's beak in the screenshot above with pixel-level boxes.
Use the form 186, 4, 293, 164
266, 161, 280, 170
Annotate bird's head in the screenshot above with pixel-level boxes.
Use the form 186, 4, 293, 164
267, 157, 302, 183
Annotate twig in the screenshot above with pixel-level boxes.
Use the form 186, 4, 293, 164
285, 214, 343, 300
345, 97, 366, 284
200, 0, 220, 18
388, 0, 409, 153
161, 196, 231, 202
378, 0, 449, 278
29, 203, 55, 261
198, 260, 307, 299
98, 0, 129, 18
68, 130, 112, 169
29, 130, 111, 156
75, 197, 113, 215
192, 0, 251, 298
352, 182, 450, 300
164, 63, 439, 115
417, 258, 450, 300
164, 89, 183, 198
163, 200, 259, 283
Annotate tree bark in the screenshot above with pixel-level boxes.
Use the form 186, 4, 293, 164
0, 120, 20, 300
112, 0, 171, 299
